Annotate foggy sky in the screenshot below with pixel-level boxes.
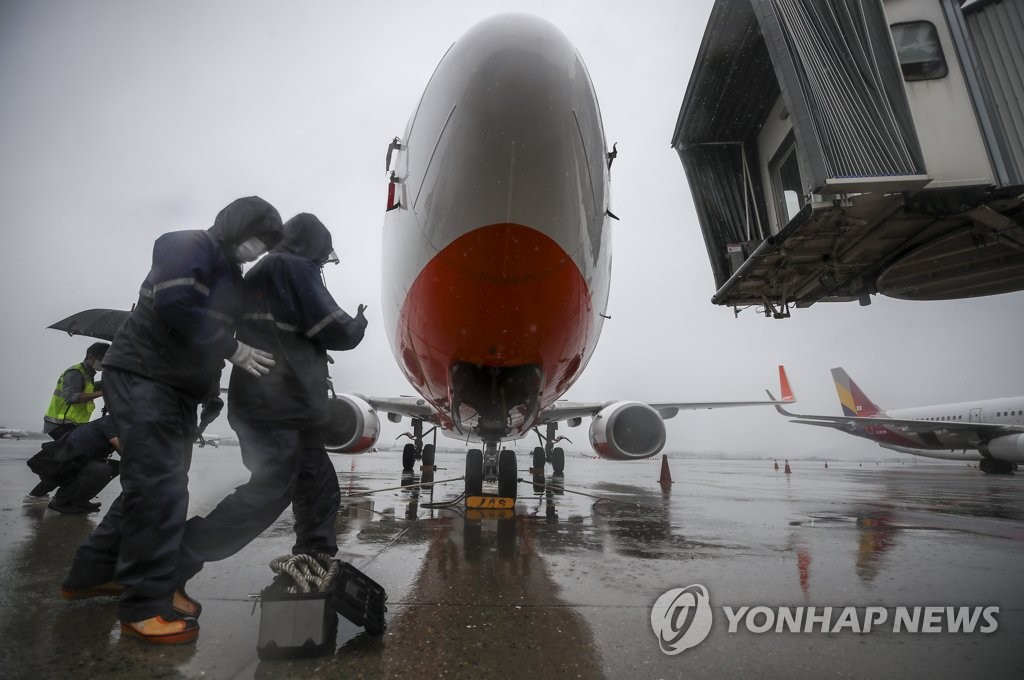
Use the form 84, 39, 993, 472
1, 0, 1021, 458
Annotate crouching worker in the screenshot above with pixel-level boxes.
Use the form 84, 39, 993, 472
174, 213, 367, 610
59, 196, 283, 645
27, 414, 120, 514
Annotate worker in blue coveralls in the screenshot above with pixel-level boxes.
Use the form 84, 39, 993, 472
173, 212, 367, 615
27, 414, 121, 514
59, 196, 283, 645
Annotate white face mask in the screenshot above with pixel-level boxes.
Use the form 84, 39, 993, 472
234, 237, 267, 263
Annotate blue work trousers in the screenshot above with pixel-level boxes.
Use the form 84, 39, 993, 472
175, 422, 340, 583
64, 368, 197, 622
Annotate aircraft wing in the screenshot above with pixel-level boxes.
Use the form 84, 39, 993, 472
536, 401, 606, 423
536, 394, 795, 425
369, 391, 796, 430
646, 397, 796, 420
534, 363, 795, 424
366, 396, 440, 423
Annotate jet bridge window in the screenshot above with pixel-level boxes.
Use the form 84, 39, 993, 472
768, 132, 805, 228
890, 21, 948, 82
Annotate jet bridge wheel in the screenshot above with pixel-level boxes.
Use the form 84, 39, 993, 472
402, 444, 416, 471
465, 449, 483, 496
551, 447, 565, 475
498, 449, 518, 499
422, 443, 436, 467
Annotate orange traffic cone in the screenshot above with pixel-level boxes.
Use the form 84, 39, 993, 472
824, 462, 828, 469
658, 454, 673, 485
784, 459, 792, 474
774, 461, 779, 471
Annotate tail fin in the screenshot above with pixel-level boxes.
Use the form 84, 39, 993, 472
778, 365, 795, 402
830, 367, 882, 416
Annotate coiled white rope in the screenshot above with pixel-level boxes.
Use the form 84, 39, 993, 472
269, 553, 340, 593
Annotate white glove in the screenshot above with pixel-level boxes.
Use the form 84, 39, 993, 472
229, 342, 275, 377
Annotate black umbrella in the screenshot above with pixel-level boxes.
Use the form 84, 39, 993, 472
48, 308, 130, 342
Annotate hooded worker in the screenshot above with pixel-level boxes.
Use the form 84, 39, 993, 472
173, 212, 366, 611
60, 196, 284, 645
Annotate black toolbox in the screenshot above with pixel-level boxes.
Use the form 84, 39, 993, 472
328, 561, 388, 636
256, 560, 387, 660
256, 572, 339, 660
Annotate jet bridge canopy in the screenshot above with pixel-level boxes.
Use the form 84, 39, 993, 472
673, 0, 1024, 317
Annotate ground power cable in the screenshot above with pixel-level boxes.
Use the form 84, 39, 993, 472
524, 478, 645, 512
347, 475, 468, 568
345, 476, 466, 497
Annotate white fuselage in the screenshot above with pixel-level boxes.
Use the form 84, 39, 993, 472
873, 397, 1024, 460
380, 15, 612, 442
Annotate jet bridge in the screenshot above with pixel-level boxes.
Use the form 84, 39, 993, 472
672, 0, 1024, 317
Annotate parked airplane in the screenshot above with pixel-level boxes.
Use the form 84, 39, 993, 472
50, 15, 792, 499
320, 14, 791, 497
0, 427, 29, 440
770, 366, 1024, 474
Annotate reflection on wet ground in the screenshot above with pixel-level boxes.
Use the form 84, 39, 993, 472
1, 442, 1022, 678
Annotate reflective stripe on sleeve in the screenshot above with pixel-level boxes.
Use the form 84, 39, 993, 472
148, 278, 211, 296
306, 309, 347, 338
241, 313, 299, 333
206, 309, 234, 324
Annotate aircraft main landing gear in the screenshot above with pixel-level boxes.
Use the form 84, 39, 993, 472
979, 458, 1015, 475
531, 422, 568, 474
398, 418, 437, 471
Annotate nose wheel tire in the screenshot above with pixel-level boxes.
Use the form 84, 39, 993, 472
465, 449, 483, 496
498, 449, 517, 499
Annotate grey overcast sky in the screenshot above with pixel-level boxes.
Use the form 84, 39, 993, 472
1, 0, 1021, 458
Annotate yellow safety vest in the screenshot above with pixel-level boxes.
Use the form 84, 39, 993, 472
43, 363, 95, 426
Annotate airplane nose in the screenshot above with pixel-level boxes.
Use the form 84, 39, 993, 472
382, 13, 612, 433
401, 13, 608, 252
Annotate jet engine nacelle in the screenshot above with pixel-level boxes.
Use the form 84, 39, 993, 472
322, 394, 381, 453
589, 401, 666, 460
980, 433, 1024, 463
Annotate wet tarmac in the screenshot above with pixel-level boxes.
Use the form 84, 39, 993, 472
1, 439, 1022, 679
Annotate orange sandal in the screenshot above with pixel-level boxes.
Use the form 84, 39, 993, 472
120, 614, 199, 645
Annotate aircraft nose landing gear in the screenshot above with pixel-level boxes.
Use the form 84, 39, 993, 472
464, 443, 518, 504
